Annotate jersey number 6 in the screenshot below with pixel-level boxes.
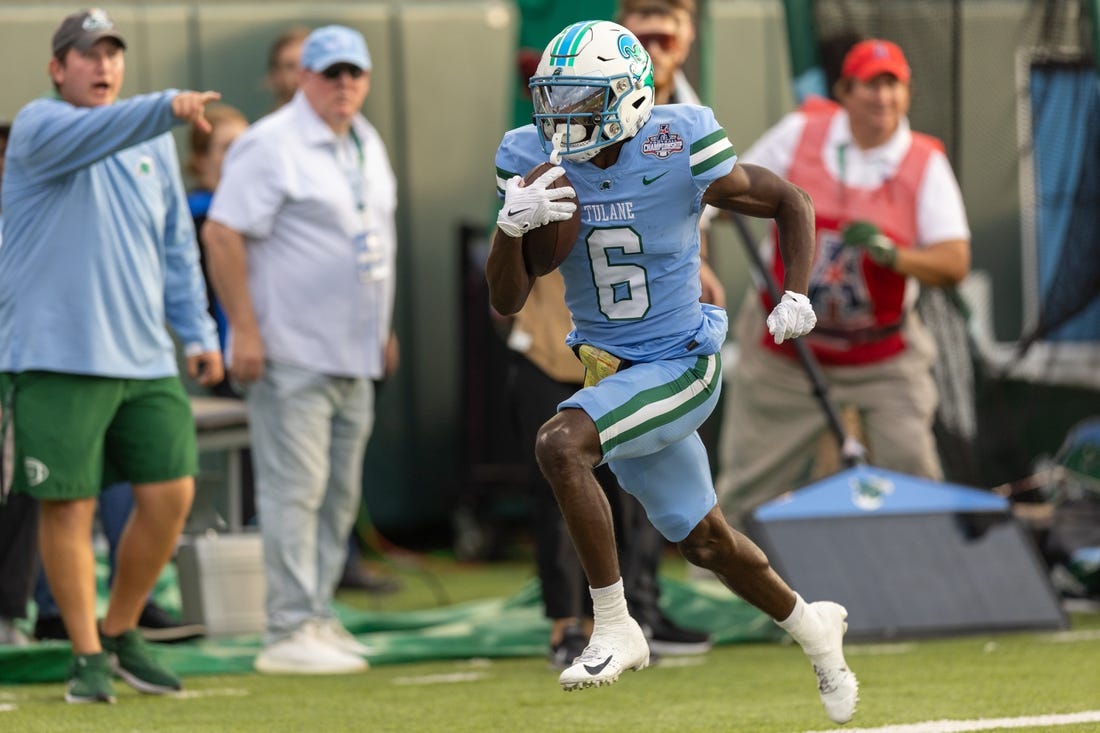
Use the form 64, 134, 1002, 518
588, 227, 651, 321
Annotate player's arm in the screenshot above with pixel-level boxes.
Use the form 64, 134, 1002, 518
702, 162, 815, 294
486, 227, 535, 316
486, 164, 576, 315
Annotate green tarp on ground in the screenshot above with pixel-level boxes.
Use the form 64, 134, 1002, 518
0, 572, 780, 684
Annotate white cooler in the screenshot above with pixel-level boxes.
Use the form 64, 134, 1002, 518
176, 531, 266, 637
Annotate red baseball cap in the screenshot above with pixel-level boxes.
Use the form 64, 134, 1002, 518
840, 39, 910, 83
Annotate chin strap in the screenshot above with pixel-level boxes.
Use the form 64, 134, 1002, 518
549, 131, 565, 165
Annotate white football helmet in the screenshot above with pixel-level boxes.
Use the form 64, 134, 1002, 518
530, 20, 655, 163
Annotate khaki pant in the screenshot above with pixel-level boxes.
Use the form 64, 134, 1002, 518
715, 292, 942, 530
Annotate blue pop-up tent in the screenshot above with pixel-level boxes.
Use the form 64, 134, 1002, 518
747, 465, 1068, 640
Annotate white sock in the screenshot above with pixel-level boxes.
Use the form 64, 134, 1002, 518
778, 592, 825, 653
778, 593, 837, 657
777, 592, 808, 632
589, 578, 629, 626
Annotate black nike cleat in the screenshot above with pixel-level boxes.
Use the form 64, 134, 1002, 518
558, 617, 649, 691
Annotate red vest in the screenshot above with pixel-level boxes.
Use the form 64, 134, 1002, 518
760, 103, 943, 365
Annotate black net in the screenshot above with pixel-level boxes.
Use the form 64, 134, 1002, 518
811, 0, 962, 162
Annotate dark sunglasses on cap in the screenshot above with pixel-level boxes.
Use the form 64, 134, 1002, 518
636, 32, 676, 52
321, 63, 365, 80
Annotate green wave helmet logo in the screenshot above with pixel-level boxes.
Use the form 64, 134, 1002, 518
618, 33, 650, 84
617, 34, 640, 60
849, 474, 894, 511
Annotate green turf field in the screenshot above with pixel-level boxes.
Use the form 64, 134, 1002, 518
2, 556, 1099, 733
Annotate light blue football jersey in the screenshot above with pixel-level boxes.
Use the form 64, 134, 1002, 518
495, 104, 737, 362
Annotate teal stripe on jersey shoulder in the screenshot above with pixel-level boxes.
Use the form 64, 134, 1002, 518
595, 355, 720, 454
690, 128, 726, 154
496, 165, 518, 195
550, 21, 598, 66
691, 145, 736, 176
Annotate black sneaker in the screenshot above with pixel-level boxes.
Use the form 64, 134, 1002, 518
65, 652, 117, 704
643, 612, 712, 656
548, 625, 588, 670
138, 603, 206, 643
338, 563, 402, 594
33, 614, 69, 641
101, 628, 182, 694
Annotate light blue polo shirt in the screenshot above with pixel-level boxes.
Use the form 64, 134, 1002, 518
0, 91, 217, 378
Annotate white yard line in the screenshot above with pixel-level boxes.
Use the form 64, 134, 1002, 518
800, 710, 1100, 733
0, 704, 15, 713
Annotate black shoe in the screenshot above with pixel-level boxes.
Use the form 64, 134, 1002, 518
548, 625, 588, 670
643, 612, 712, 656
338, 563, 402, 594
34, 614, 69, 641
137, 603, 205, 643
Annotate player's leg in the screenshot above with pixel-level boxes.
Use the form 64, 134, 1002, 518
536, 408, 619, 588
511, 354, 589, 667
603, 372, 858, 725
677, 493, 859, 724
537, 408, 649, 690
546, 353, 721, 690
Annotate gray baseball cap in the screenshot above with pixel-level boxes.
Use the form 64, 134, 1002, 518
52, 8, 127, 58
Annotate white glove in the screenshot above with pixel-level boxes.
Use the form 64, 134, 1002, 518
766, 290, 817, 345
496, 166, 577, 238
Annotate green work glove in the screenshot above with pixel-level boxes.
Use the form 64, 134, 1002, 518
842, 220, 897, 269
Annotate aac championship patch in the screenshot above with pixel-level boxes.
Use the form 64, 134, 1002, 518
641, 124, 684, 159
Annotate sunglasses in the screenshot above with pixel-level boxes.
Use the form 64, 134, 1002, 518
320, 63, 365, 80
636, 33, 676, 52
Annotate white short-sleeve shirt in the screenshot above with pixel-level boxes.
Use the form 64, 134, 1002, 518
209, 92, 397, 378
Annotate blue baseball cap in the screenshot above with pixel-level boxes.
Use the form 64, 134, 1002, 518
301, 25, 371, 73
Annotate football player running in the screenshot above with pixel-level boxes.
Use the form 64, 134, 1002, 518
486, 21, 857, 725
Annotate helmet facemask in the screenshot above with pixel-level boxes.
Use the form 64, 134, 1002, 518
530, 21, 655, 164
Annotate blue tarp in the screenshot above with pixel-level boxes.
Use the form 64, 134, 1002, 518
753, 465, 1008, 521
1029, 66, 1100, 341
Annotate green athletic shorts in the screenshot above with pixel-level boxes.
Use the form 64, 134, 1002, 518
1, 371, 198, 500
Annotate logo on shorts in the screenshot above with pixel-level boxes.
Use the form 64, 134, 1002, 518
24, 457, 49, 487
136, 155, 155, 176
